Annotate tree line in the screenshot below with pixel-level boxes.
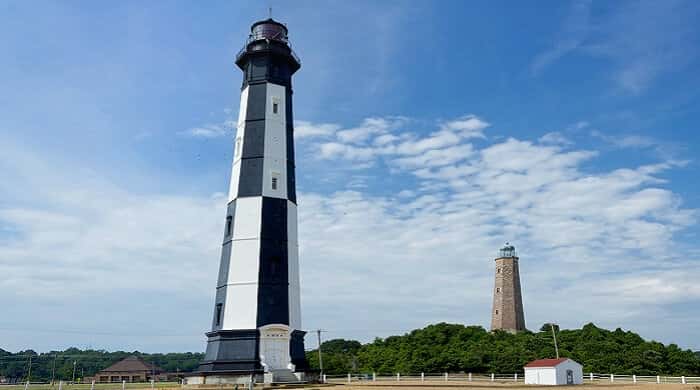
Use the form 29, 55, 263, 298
305, 323, 700, 376
3, 323, 697, 382
0, 348, 203, 383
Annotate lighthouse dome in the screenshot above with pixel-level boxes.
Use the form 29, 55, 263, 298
250, 18, 289, 43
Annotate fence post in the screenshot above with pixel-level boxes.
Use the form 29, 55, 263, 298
396, 373, 400, 382
25, 381, 29, 390
151, 379, 154, 390
491, 373, 495, 382
421, 372, 424, 382
347, 373, 351, 384
633, 375, 636, 383
323, 374, 327, 383
122, 380, 126, 390
515, 373, 518, 382
444, 372, 448, 382
682, 376, 686, 385
589, 373, 593, 382
372, 373, 376, 382
657, 375, 660, 384
91, 380, 95, 390
468, 373, 472, 382
59, 381, 63, 390
610, 374, 614, 383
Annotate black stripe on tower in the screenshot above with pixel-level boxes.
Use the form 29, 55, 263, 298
201, 329, 261, 373
246, 83, 267, 120
238, 159, 264, 197
238, 82, 266, 198
239, 52, 296, 90
210, 200, 237, 332
256, 197, 289, 327
285, 87, 296, 204
242, 121, 265, 159
290, 330, 309, 370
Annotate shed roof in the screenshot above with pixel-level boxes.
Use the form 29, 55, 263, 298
99, 356, 162, 373
524, 358, 570, 368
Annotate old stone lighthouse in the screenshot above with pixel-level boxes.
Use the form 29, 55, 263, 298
490, 243, 526, 333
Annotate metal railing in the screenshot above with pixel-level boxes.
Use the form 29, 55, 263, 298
322, 372, 700, 385
0, 381, 182, 390
234, 39, 300, 66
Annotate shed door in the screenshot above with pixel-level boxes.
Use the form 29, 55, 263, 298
566, 369, 573, 385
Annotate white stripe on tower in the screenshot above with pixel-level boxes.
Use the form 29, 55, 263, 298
262, 83, 288, 200
221, 197, 262, 329
228, 85, 248, 202
287, 202, 301, 330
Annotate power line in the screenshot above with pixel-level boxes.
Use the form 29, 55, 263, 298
0, 355, 203, 362
0, 325, 200, 337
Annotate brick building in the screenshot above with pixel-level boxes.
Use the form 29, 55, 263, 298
491, 243, 526, 333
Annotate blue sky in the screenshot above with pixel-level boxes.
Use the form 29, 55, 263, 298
1, 0, 699, 353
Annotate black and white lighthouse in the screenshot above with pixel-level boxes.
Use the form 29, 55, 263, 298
191, 18, 308, 384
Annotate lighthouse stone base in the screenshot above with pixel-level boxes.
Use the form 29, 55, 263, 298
186, 327, 312, 384
185, 371, 317, 385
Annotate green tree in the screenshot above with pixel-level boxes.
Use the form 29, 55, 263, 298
305, 323, 700, 376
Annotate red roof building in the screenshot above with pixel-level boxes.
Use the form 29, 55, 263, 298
524, 358, 569, 368
524, 358, 583, 385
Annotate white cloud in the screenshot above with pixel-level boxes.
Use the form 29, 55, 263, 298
295, 120, 340, 139
532, 1, 700, 93
539, 132, 571, 146
307, 115, 490, 171
182, 123, 231, 138
591, 129, 656, 148
335, 117, 407, 144
1, 113, 699, 352
530, 0, 592, 75
439, 115, 490, 139
318, 142, 377, 161
393, 144, 474, 169
0, 139, 222, 351
296, 115, 698, 346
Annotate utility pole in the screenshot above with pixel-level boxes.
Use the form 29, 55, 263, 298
316, 329, 325, 375
72, 361, 77, 384
551, 324, 560, 359
26, 355, 32, 384
51, 354, 57, 386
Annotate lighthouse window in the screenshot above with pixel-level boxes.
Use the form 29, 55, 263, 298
226, 216, 232, 236
235, 137, 242, 157
270, 256, 281, 275
272, 97, 280, 115
496, 288, 500, 293
495, 310, 499, 315
497, 268, 501, 273
271, 171, 280, 191
215, 303, 223, 326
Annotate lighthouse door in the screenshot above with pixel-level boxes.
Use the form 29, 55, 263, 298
259, 324, 291, 371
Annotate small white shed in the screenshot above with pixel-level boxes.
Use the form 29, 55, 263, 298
524, 358, 583, 385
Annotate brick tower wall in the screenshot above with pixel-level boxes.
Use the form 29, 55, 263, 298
491, 256, 526, 333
